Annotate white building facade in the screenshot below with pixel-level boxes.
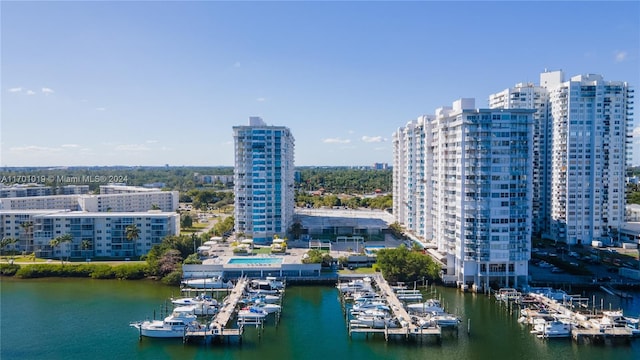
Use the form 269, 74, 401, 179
491, 71, 634, 245
393, 99, 534, 290
0, 191, 178, 213
233, 117, 295, 244
0, 210, 179, 258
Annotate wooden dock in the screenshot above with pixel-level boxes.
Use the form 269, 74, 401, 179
184, 277, 249, 343
347, 274, 441, 341
518, 293, 635, 344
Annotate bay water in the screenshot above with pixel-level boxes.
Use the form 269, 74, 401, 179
1, 278, 639, 360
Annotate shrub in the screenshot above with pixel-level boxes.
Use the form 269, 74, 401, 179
113, 264, 147, 280
90, 265, 116, 279
161, 270, 183, 285
0, 263, 20, 276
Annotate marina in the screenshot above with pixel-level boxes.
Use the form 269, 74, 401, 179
339, 274, 453, 342
500, 287, 640, 344
3, 278, 640, 360
179, 276, 285, 344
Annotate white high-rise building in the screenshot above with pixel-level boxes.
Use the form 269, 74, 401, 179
393, 99, 534, 290
233, 117, 295, 244
392, 115, 432, 238
491, 71, 634, 245
0, 210, 179, 257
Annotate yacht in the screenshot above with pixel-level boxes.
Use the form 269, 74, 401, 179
406, 299, 443, 314
248, 302, 281, 314
237, 307, 269, 320
240, 293, 281, 304
538, 319, 572, 339
130, 306, 203, 338
181, 276, 233, 289
429, 311, 461, 327
171, 295, 218, 315
350, 314, 399, 329
337, 277, 373, 293
250, 277, 284, 292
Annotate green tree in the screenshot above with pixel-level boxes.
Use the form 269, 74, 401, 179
81, 240, 92, 260
302, 249, 333, 267
0, 237, 18, 258
181, 214, 193, 229
20, 221, 34, 254
375, 245, 440, 283
56, 234, 73, 263
49, 238, 61, 263
125, 224, 140, 258
212, 216, 234, 237
289, 221, 303, 240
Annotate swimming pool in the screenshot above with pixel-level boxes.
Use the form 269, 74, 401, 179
227, 257, 284, 265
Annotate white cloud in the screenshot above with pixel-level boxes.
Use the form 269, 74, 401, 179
10, 145, 61, 153
361, 135, 386, 143
348, 130, 355, 134
61, 144, 80, 148
615, 50, 628, 63
256, 97, 266, 102
96, 107, 106, 111
8, 87, 22, 93
26, 90, 36, 95
115, 144, 150, 151
322, 138, 351, 144
234, 61, 241, 68
41, 87, 54, 94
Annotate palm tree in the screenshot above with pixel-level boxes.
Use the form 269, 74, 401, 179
58, 234, 73, 261
1, 237, 18, 259
51, 234, 73, 263
125, 224, 140, 258
49, 238, 61, 263
20, 221, 34, 254
81, 240, 92, 260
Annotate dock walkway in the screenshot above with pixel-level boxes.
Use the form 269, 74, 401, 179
348, 274, 441, 341
184, 277, 249, 343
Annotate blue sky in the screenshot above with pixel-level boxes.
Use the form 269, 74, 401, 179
2, 1, 639, 167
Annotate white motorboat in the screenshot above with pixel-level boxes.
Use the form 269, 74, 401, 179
247, 302, 281, 314
352, 300, 389, 313
351, 291, 383, 302
337, 277, 373, 293
130, 306, 203, 338
250, 277, 284, 292
350, 315, 399, 329
240, 293, 281, 304
237, 307, 268, 320
411, 315, 436, 329
397, 293, 423, 301
406, 299, 444, 314
429, 312, 461, 327
182, 276, 233, 289
538, 320, 572, 339
171, 296, 218, 316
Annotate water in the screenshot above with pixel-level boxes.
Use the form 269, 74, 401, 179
1, 278, 639, 360
228, 257, 284, 265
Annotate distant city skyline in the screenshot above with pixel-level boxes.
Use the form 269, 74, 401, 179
2, 1, 638, 167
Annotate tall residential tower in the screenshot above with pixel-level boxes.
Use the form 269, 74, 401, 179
491, 71, 634, 245
393, 99, 534, 290
233, 117, 295, 244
